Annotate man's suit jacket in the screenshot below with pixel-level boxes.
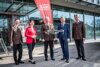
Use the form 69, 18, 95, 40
72, 21, 85, 40
41, 24, 55, 41
57, 23, 70, 40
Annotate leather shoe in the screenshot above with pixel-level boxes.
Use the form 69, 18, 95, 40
51, 58, 55, 61
82, 58, 86, 61
18, 61, 24, 64
76, 57, 81, 60
15, 62, 19, 65
65, 59, 69, 63
29, 60, 36, 64
61, 58, 65, 60
45, 59, 48, 61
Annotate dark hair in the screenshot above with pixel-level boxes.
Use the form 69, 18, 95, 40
15, 18, 20, 21
74, 15, 78, 17
28, 18, 35, 25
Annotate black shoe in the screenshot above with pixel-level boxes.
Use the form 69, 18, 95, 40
61, 58, 65, 60
15, 62, 19, 65
29, 60, 36, 64
29, 60, 31, 62
45, 59, 48, 61
65, 59, 69, 63
76, 57, 81, 60
18, 61, 24, 64
51, 58, 55, 61
0, 57, 2, 59
82, 58, 86, 61
31, 61, 36, 64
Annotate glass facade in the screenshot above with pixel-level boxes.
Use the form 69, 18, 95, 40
95, 16, 100, 39
0, 1, 36, 15
0, 0, 100, 45
84, 13, 94, 39
52, 6, 100, 40
28, 5, 100, 40
29, 10, 41, 18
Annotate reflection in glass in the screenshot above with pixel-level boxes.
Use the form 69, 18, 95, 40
95, 16, 100, 39
84, 14, 94, 39
29, 10, 41, 18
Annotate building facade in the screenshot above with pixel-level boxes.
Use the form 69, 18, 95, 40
0, 0, 100, 46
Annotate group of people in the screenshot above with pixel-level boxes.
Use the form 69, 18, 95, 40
10, 15, 86, 65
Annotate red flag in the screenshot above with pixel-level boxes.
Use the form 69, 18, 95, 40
34, 0, 53, 23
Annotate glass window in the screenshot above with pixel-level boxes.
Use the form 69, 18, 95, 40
0, 2, 11, 11
8, 3, 22, 11
29, 10, 41, 18
95, 16, 100, 39
52, 7, 70, 29
53, 10, 58, 18
52, 6, 69, 19
20, 16, 28, 23
19, 4, 36, 14
84, 14, 94, 39
94, 0, 98, 4
57, 11, 69, 18
98, 0, 100, 4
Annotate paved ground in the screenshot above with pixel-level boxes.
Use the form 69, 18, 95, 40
0, 40, 100, 67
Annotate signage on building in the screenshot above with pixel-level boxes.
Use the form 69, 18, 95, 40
34, 0, 53, 23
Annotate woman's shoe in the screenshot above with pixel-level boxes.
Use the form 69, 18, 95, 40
29, 60, 36, 64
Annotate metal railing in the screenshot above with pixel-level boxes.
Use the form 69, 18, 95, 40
0, 33, 9, 56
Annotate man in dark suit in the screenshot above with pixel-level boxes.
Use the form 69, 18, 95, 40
72, 15, 86, 61
41, 17, 55, 61
57, 17, 70, 63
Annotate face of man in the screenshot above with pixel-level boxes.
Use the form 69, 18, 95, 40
74, 15, 79, 22
45, 17, 50, 24
15, 19, 20, 26
60, 17, 65, 23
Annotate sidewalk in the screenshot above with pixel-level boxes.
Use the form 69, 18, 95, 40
0, 40, 100, 67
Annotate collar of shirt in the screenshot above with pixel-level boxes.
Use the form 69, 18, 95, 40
75, 20, 80, 23
61, 22, 65, 26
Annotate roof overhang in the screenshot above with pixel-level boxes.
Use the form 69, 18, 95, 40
51, 0, 100, 14
0, 0, 37, 16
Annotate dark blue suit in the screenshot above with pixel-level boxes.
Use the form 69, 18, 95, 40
57, 23, 70, 60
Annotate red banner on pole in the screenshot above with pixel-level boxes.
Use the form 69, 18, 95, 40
34, 0, 53, 23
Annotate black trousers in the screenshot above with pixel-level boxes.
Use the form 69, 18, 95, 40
13, 44, 23, 63
44, 40, 54, 59
27, 43, 35, 60
75, 39, 85, 59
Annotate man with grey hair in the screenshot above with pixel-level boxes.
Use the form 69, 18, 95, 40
41, 17, 55, 61
57, 17, 70, 63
